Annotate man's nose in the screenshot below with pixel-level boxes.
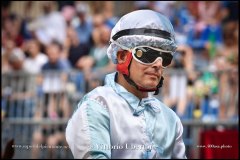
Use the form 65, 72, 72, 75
152, 57, 163, 69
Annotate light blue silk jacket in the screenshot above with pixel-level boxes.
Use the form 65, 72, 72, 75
66, 72, 186, 159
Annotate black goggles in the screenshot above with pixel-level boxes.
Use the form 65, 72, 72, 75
132, 46, 173, 67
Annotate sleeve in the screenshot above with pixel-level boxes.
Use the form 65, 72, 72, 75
65, 98, 111, 159
172, 118, 187, 159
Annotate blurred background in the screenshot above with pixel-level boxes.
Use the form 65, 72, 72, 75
1, 1, 239, 159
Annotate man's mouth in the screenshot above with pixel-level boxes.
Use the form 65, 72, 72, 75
145, 72, 160, 78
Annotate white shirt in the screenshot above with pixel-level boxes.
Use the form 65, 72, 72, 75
34, 12, 66, 45
24, 53, 48, 74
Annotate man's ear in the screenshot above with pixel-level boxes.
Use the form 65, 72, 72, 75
117, 50, 129, 64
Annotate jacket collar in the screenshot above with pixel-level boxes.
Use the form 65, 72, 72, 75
104, 72, 161, 115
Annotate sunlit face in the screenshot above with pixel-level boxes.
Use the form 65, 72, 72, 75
129, 57, 163, 89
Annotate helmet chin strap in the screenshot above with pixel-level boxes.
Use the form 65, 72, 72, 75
123, 74, 164, 95
116, 51, 164, 95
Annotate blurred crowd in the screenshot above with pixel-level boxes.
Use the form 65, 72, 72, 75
1, 1, 239, 158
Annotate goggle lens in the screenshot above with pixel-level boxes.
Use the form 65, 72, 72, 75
133, 47, 173, 67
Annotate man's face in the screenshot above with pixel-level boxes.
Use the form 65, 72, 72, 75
129, 57, 163, 89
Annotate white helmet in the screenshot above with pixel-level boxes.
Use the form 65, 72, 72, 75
107, 9, 177, 64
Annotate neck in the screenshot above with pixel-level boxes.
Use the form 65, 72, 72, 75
117, 72, 148, 99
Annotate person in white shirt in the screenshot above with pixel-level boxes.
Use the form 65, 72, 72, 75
66, 10, 187, 159
24, 39, 48, 74
28, 2, 66, 46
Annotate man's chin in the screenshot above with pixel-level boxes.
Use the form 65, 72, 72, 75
143, 83, 158, 89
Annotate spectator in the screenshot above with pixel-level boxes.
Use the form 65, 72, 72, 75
73, 2, 93, 46
101, 1, 118, 29
61, 5, 76, 27
31, 41, 71, 158
82, 24, 116, 91
215, 21, 238, 120
2, 38, 16, 73
23, 39, 48, 74
64, 26, 90, 69
27, 1, 67, 46
2, 13, 24, 47
42, 41, 71, 72
3, 48, 35, 118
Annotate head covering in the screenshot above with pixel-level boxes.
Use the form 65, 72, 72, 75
107, 9, 177, 64
9, 48, 25, 63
